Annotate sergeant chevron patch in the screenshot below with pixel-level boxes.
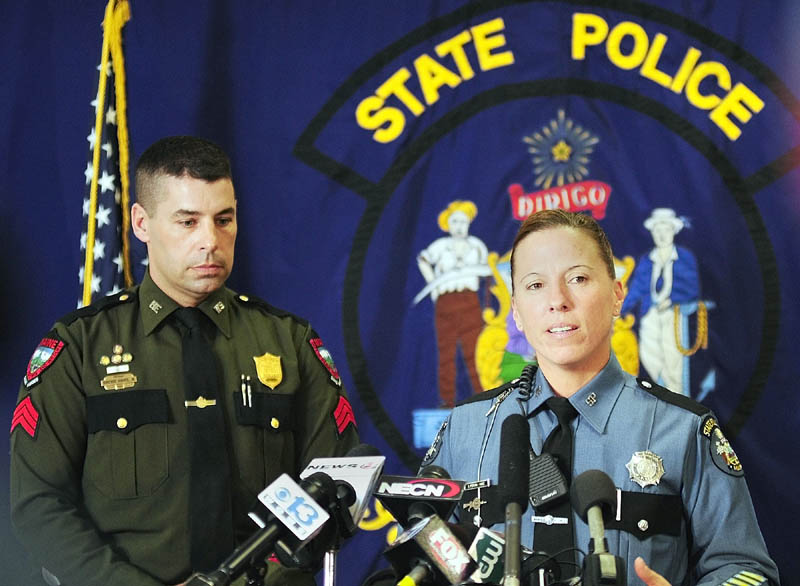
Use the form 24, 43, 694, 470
11, 396, 39, 438
333, 395, 356, 436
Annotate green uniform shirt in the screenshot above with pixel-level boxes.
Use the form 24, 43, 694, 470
10, 272, 360, 586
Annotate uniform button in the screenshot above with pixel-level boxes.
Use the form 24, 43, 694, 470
239, 295, 250, 302
119, 294, 129, 301
270, 417, 280, 429
117, 417, 128, 430
641, 380, 652, 389
638, 519, 649, 532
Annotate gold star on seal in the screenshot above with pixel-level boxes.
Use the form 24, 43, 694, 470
551, 140, 572, 162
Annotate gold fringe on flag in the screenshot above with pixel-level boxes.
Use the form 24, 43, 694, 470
82, 0, 132, 306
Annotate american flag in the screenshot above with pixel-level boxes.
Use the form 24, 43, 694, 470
79, 0, 133, 307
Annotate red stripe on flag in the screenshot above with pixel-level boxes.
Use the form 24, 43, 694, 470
333, 395, 356, 435
10, 396, 39, 438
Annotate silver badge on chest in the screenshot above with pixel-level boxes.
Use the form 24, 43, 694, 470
626, 451, 665, 488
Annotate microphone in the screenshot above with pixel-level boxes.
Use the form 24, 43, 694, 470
185, 471, 336, 586
297, 444, 386, 586
468, 528, 561, 585
383, 515, 477, 585
570, 470, 625, 586
498, 414, 530, 586
299, 443, 386, 534
374, 466, 465, 529
467, 527, 506, 584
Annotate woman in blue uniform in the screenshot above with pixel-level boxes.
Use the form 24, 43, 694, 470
422, 209, 779, 585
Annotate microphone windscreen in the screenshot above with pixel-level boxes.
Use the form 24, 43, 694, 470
346, 443, 382, 457
498, 414, 530, 507
418, 464, 450, 479
569, 469, 616, 521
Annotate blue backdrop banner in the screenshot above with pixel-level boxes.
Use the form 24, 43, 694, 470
1, 2, 798, 584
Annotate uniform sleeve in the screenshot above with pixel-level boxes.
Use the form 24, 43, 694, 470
683, 414, 780, 586
9, 325, 164, 586
292, 323, 360, 470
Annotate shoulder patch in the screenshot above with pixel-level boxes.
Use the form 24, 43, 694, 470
309, 337, 342, 387
701, 415, 744, 477
60, 290, 136, 326
10, 395, 39, 438
24, 333, 65, 388
420, 417, 448, 468
636, 377, 710, 416
456, 379, 518, 407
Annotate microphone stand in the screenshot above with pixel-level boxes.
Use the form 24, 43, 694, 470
322, 481, 358, 586
323, 546, 338, 586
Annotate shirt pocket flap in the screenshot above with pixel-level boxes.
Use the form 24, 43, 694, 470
235, 392, 294, 432
87, 389, 171, 434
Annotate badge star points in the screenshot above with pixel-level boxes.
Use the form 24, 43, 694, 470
626, 451, 665, 488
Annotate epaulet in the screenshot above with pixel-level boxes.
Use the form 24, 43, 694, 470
59, 290, 136, 326
636, 377, 710, 416
233, 292, 310, 326
455, 378, 519, 407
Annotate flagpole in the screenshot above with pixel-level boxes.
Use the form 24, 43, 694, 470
82, 0, 131, 306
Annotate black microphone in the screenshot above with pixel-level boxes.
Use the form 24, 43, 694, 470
570, 470, 625, 586
299, 443, 386, 540
498, 414, 530, 586
374, 466, 465, 529
184, 471, 338, 586
291, 444, 386, 585
383, 515, 477, 585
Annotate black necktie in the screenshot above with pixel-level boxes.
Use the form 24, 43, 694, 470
174, 307, 234, 572
532, 397, 579, 571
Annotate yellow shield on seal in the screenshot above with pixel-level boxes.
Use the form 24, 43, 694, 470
253, 352, 282, 389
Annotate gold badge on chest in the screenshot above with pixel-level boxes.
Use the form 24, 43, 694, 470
253, 352, 282, 389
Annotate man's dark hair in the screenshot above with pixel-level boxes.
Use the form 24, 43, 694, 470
135, 136, 233, 213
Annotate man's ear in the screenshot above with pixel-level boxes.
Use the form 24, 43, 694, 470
131, 202, 150, 244
612, 280, 625, 316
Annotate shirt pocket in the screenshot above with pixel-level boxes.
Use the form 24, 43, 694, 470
85, 389, 171, 498
234, 390, 296, 493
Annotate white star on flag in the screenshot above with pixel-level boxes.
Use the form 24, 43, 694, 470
96, 204, 112, 228
98, 170, 116, 193
79, 0, 134, 308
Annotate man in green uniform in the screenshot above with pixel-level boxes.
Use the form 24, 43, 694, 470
10, 136, 360, 586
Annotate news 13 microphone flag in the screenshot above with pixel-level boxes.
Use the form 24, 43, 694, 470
1, 1, 798, 583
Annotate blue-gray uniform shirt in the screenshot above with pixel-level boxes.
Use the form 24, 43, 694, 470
422, 355, 779, 585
